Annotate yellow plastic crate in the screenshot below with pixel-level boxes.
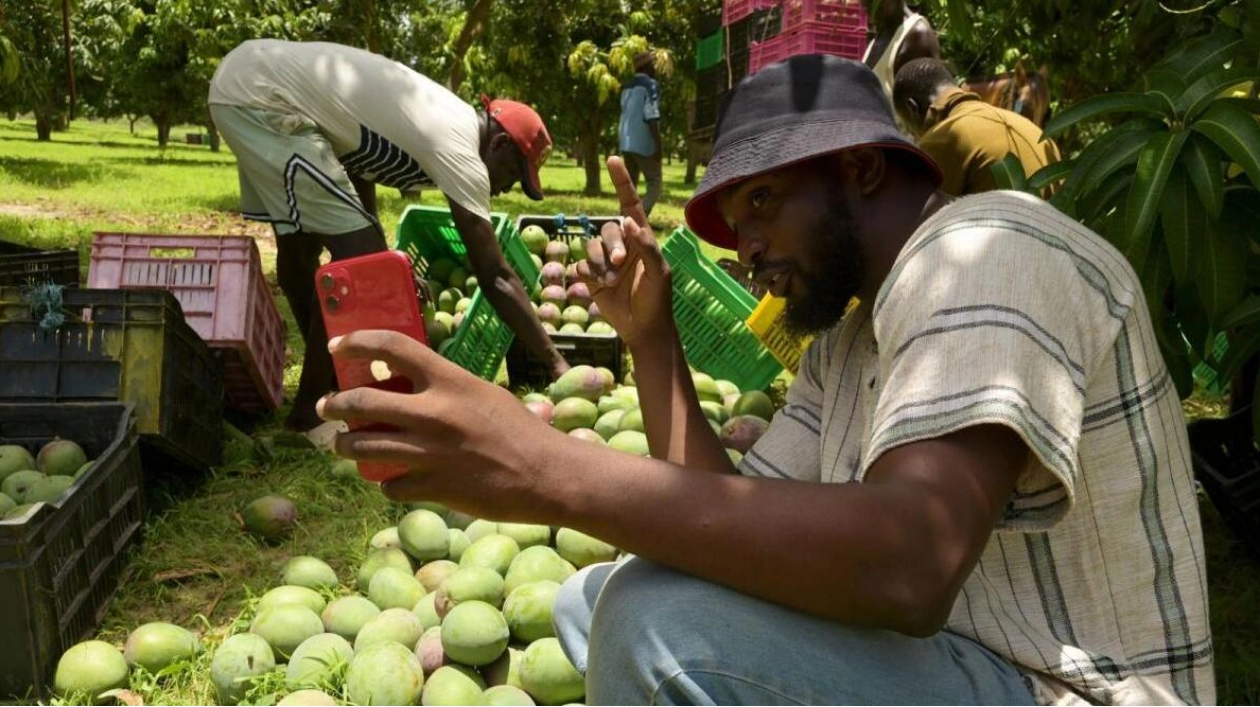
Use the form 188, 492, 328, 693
746, 295, 811, 374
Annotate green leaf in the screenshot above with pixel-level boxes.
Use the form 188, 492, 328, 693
1053, 119, 1163, 210
1252, 378, 1260, 441
1151, 313, 1195, 399
990, 153, 1028, 192
1197, 219, 1248, 326
1218, 323, 1260, 385
1138, 229, 1173, 318
1080, 171, 1134, 226
1179, 67, 1260, 121
1153, 31, 1242, 85
1144, 69, 1188, 102
1180, 133, 1226, 219
1221, 295, 1260, 330
1160, 168, 1204, 285
1125, 131, 1189, 251
945, 0, 970, 43
1028, 160, 1074, 191
1192, 101, 1260, 190
1075, 126, 1163, 198
1042, 93, 1169, 140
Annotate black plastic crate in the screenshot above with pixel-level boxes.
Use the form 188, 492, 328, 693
0, 288, 224, 471
0, 240, 80, 288
515, 214, 624, 247
1187, 410, 1260, 559
0, 403, 143, 700
507, 332, 626, 392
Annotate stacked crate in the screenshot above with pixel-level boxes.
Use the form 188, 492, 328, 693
693, 0, 869, 142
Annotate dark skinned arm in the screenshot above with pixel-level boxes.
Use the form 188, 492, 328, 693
895, 24, 942, 73
349, 174, 378, 219
447, 196, 569, 379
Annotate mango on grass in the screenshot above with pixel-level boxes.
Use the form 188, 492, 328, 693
250, 604, 324, 660
278, 689, 339, 706
124, 621, 201, 673
355, 607, 424, 651
555, 528, 618, 569
441, 600, 510, 666
282, 555, 339, 590
503, 581, 562, 643
422, 665, 485, 705
519, 637, 585, 705
55, 640, 129, 703
369, 565, 428, 611
345, 641, 425, 706
321, 594, 380, 641
258, 585, 327, 615
285, 633, 354, 690
211, 633, 276, 706
485, 684, 537, 706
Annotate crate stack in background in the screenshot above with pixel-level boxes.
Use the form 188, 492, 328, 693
692, 0, 869, 144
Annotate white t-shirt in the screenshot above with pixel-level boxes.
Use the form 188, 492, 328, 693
209, 39, 491, 220
742, 191, 1214, 705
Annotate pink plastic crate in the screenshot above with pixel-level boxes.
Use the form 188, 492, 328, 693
778, 0, 867, 32
749, 21, 867, 74
723, 0, 775, 26
87, 233, 286, 413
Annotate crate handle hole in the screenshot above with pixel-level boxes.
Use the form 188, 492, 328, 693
149, 248, 195, 259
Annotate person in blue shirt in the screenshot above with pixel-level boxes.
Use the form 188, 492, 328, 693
619, 50, 663, 216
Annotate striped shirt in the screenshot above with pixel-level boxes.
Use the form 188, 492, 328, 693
210, 40, 491, 220
741, 192, 1214, 705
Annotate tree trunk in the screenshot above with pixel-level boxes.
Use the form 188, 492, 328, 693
35, 113, 52, 141
128, 114, 139, 134
206, 116, 221, 152
153, 115, 171, 148
582, 132, 601, 195
447, 0, 495, 93
52, 113, 68, 132
685, 150, 697, 185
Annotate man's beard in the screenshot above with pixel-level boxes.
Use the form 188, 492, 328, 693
782, 190, 864, 337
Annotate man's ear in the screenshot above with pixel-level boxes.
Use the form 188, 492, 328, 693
491, 132, 514, 152
837, 148, 886, 196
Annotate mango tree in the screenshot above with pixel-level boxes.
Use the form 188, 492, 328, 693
1008, 1, 1260, 434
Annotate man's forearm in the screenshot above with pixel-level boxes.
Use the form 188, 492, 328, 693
629, 331, 733, 473
483, 272, 564, 369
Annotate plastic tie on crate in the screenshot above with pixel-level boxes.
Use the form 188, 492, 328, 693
553, 213, 567, 232
22, 282, 67, 330
578, 215, 593, 235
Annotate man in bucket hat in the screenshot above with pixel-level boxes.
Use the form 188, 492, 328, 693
210, 39, 569, 432
313, 55, 1213, 704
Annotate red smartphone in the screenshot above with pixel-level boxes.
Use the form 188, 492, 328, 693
316, 250, 429, 482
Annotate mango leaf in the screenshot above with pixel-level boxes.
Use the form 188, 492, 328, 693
1153, 31, 1242, 86
1144, 69, 1188, 102
945, 0, 970, 43
1180, 67, 1260, 121
1054, 118, 1163, 209
1192, 101, 1260, 191
1180, 133, 1225, 219
1221, 295, 1260, 330
1138, 228, 1173, 318
1175, 284, 1213, 362
990, 154, 1028, 192
1218, 323, 1260, 385
1159, 168, 1203, 285
1151, 313, 1195, 399
1125, 131, 1189, 252
1080, 171, 1134, 226
1076, 126, 1163, 198
1253, 378, 1260, 441
1042, 93, 1169, 140
1218, 97, 1260, 114
1197, 218, 1248, 326
1028, 160, 1074, 191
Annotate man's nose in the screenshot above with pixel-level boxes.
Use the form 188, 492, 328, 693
737, 226, 767, 268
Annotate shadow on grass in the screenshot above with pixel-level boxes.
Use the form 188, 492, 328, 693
0, 156, 126, 188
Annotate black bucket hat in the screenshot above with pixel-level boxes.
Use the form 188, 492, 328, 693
684, 54, 942, 250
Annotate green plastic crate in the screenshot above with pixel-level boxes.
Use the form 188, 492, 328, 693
696, 31, 725, 70
661, 227, 783, 391
394, 205, 539, 380
1192, 332, 1230, 395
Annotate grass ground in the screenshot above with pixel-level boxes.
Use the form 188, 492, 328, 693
3, 118, 1258, 704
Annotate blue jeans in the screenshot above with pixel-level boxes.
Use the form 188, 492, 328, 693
553, 558, 1036, 705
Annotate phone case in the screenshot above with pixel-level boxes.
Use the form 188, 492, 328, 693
316, 250, 429, 482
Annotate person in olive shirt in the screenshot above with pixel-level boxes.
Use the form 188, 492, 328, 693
893, 58, 1060, 196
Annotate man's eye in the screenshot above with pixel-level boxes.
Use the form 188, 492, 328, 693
750, 190, 770, 209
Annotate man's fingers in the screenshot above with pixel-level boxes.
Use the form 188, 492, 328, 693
318, 384, 429, 431
621, 218, 664, 269
607, 156, 649, 229
334, 429, 433, 465
597, 222, 627, 267
329, 329, 437, 387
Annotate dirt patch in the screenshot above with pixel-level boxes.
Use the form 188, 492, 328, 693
0, 202, 64, 219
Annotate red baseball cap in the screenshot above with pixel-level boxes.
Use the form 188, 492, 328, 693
482, 95, 552, 201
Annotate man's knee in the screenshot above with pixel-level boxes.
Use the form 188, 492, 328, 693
553, 562, 617, 675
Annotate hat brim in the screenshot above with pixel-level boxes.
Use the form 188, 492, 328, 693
519, 150, 544, 201
684, 120, 942, 251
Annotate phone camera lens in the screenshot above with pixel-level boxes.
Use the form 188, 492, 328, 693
326, 295, 340, 311
320, 273, 335, 290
